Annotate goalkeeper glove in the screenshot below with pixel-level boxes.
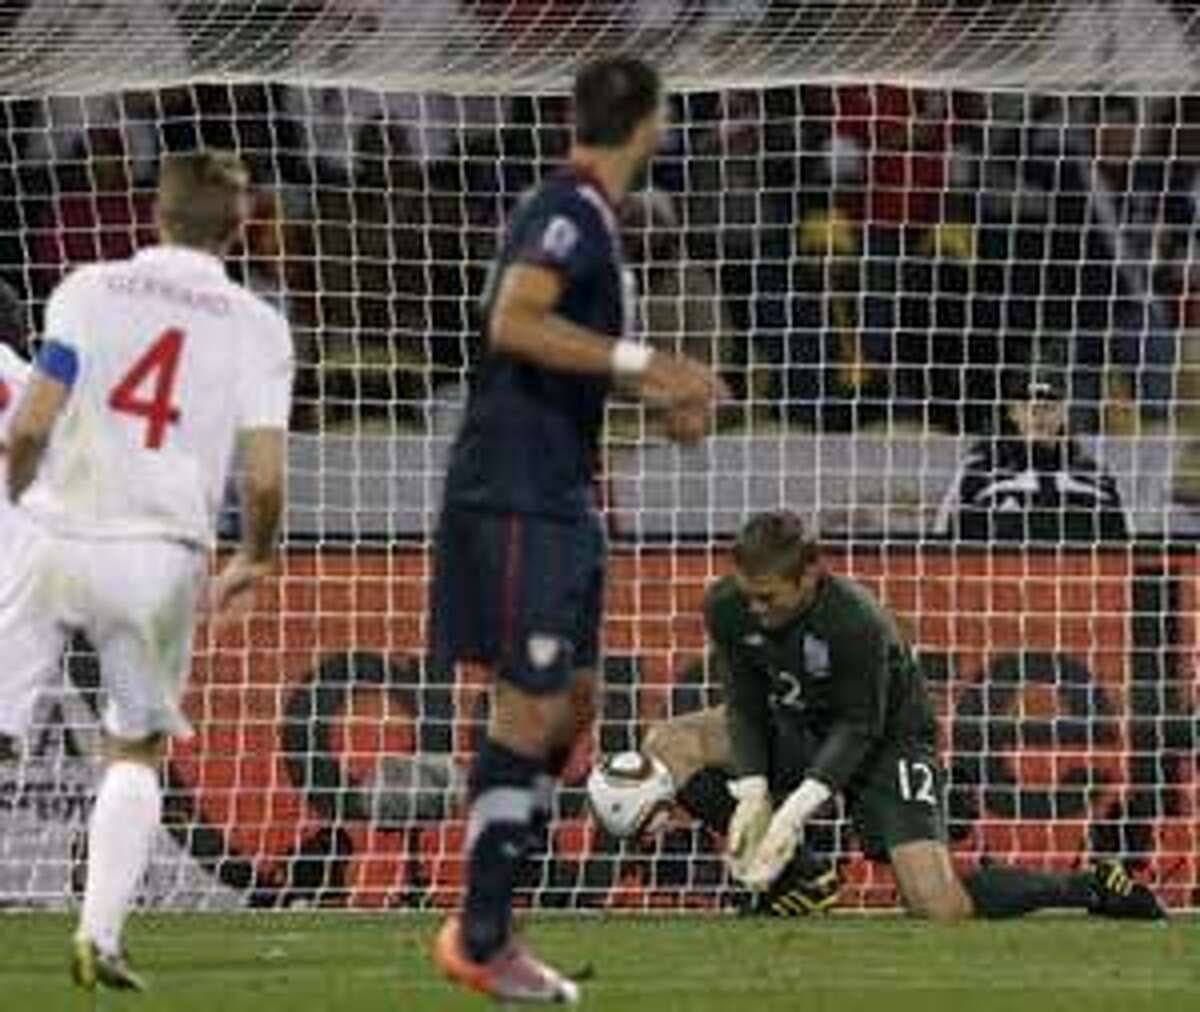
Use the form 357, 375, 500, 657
726, 776, 772, 883
742, 778, 833, 891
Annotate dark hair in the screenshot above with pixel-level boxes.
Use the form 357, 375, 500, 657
0, 278, 28, 355
574, 56, 662, 147
733, 511, 820, 579
157, 149, 249, 249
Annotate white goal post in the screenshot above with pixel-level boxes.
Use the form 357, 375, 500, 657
0, 0, 1197, 912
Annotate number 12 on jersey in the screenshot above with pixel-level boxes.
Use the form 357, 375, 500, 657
897, 758, 938, 806
108, 328, 185, 449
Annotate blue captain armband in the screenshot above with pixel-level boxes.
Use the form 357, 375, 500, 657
35, 340, 80, 388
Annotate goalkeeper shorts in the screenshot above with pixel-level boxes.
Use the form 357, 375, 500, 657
846, 742, 949, 862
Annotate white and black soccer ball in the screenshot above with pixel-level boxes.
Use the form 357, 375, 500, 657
586, 751, 675, 840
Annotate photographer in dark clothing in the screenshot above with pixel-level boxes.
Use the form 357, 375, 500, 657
935, 368, 1130, 544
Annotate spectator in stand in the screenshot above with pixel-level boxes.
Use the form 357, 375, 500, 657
679, 89, 799, 411
824, 84, 974, 230
23, 91, 167, 187
27, 128, 157, 297
935, 366, 1130, 544
14, 0, 189, 183
239, 189, 318, 429
792, 84, 983, 431
1171, 95, 1200, 501
240, 191, 293, 315
1084, 97, 1190, 426
619, 188, 734, 379
0, 277, 29, 358
280, 3, 507, 188
283, 85, 510, 185
986, 95, 1192, 432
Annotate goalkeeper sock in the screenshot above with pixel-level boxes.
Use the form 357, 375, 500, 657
462, 737, 539, 963
963, 863, 1094, 918
78, 761, 162, 954
675, 766, 736, 833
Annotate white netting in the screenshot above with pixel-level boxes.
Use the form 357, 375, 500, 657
1, 1, 1200, 95
0, 0, 1197, 912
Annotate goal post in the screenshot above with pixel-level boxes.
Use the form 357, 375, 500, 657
0, 0, 1197, 912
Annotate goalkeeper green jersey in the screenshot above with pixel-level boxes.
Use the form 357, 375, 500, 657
705, 573, 938, 793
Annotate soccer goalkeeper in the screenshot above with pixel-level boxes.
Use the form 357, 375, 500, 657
709, 510, 1163, 920
605, 698, 840, 917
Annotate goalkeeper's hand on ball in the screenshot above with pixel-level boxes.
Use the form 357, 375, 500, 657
726, 776, 772, 883
741, 807, 804, 891
740, 778, 834, 891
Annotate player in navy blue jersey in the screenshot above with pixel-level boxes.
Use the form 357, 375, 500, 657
431, 56, 725, 1004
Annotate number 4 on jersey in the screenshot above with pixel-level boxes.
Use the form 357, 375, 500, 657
108, 328, 185, 449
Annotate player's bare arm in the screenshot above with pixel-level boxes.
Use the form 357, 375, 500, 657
207, 428, 286, 619
491, 263, 727, 437
490, 264, 626, 374
238, 427, 285, 564
6, 372, 69, 503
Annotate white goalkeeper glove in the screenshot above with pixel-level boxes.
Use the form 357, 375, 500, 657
726, 776, 772, 883
741, 778, 833, 891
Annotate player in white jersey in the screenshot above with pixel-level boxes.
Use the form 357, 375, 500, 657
0, 279, 47, 760
5, 151, 293, 993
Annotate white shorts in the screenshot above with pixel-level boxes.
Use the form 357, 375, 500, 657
0, 526, 206, 741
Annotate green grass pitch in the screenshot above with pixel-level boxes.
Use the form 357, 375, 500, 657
0, 912, 1195, 1012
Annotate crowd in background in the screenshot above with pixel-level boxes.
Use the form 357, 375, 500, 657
1, 3, 1200, 447
3, 81, 1200, 438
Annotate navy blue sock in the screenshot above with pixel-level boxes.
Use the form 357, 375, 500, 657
528, 772, 555, 845
527, 745, 569, 842
462, 738, 541, 963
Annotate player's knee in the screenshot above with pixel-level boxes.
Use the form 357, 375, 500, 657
641, 719, 672, 761
642, 719, 698, 786
105, 732, 167, 767
901, 879, 972, 922
491, 680, 576, 756
892, 840, 973, 922
567, 671, 599, 738
908, 894, 967, 922
641, 720, 675, 772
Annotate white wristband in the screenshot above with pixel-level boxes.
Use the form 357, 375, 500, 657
611, 339, 652, 377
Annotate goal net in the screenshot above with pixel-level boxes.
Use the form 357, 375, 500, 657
1, 0, 1198, 912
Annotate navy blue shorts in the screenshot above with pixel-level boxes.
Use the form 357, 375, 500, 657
429, 507, 606, 694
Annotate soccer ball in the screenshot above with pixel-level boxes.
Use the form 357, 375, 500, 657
586, 751, 675, 840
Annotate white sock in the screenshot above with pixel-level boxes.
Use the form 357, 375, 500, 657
78, 761, 161, 954
532, 773, 555, 819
